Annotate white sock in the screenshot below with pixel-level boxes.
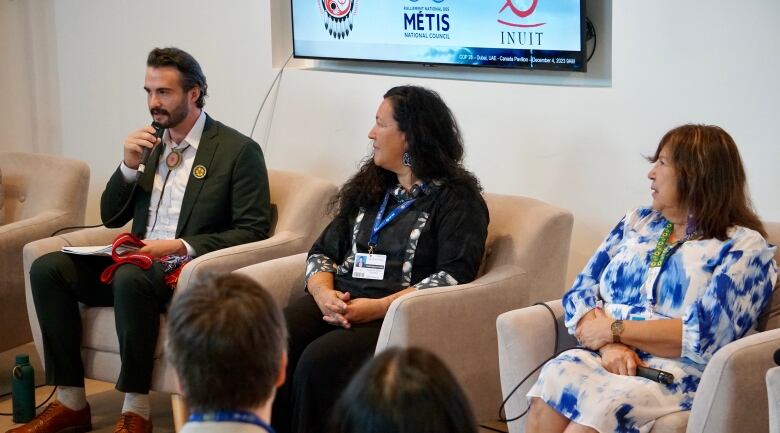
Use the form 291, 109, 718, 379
122, 393, 150, 420
57, 386, 87, 411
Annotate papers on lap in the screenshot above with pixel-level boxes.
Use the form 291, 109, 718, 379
61, 244, 140, 256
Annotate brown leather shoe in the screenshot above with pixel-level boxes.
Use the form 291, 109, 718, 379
112, 412, 152, 433
6, 401, 91, 433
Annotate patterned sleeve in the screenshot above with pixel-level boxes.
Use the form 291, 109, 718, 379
305, 213, 353, 285
680, 230, 777, 364
563, 212, 631, 334
412, 186, 489, 290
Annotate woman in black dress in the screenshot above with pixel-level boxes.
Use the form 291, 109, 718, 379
272, 85, 489, 433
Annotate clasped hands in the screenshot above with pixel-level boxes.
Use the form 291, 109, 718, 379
576, 307, 645, 376
313, 289, 386, 328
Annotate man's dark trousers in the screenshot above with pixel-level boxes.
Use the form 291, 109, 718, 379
30, 251, 171, 393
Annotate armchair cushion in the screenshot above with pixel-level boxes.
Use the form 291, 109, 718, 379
498, 221, 780, 433
757, 222, 780, 331
236, 193, 574, 422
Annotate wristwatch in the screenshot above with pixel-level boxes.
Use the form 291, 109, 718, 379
610, 319, 624, 344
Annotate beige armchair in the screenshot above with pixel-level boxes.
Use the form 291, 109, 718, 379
23, 169, 337, 394
233, 192, 574, 421
0, 152, 89, 352
497, 222, 780, 433
768, 366, 780, 433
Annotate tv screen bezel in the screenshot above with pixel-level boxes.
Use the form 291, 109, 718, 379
290, 0, 588, 73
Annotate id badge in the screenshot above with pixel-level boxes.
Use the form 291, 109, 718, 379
352, 253, 386, 280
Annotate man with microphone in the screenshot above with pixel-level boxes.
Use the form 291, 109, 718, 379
10, 47, 271, 433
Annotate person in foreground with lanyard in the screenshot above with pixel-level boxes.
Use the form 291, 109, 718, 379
524, 124, 777, 433
166, 273, 286, 433
272, 85, 489, 433
330, 347, 479, 433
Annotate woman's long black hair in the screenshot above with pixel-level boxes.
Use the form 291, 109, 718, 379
332, 85, 481, 217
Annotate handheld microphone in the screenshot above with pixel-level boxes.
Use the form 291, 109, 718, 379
137, 122, 165, 175
636, 366, 674, 384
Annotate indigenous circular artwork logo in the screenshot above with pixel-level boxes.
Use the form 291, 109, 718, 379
497, 0, 545, 28
319, 0, 358, 39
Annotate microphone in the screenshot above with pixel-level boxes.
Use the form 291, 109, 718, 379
774, 348, 780, 366
137, 122, 165, 175
636, 366, 674, 384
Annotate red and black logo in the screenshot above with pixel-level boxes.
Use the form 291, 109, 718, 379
497, 0, 545, 28
320, 0, 358, 39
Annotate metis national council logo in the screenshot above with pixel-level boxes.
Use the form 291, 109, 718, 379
318, 0, 358, 39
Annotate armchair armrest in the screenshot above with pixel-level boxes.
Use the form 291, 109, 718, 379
234, 252, 308, 309
3, 211, 72, 277
0, 210, 70, 240
768, 366, 780, 433
23, 223, 129, 361
176, 230, 309, 294
22, 224, 128, 265
687, 328, 780, 433
496, 300, 575, 433
0, 210, 73, 350
375, 265, 527, 420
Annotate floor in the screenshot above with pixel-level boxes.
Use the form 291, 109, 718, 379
0, 343, 507, 433
0, 343, 174, 433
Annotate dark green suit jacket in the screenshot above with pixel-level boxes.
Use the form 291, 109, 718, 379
100, 115, 271, 255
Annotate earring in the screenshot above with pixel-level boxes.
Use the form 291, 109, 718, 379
402, 152, 412, 167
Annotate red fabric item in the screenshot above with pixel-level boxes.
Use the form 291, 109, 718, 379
99, 233, 153, 284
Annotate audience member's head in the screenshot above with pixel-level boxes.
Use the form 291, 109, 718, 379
166, 273, 287, 414
329, 347, 478, 433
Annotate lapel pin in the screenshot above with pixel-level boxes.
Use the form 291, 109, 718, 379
192, 165, 207, 179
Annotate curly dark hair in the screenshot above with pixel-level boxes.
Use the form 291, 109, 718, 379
147, 47, 208, 108
648, 124, 765, 240
332, 85, 481, 217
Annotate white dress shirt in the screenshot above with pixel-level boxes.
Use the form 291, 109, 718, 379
119, 111, 207, 257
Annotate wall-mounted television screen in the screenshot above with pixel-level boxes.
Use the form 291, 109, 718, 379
291, 0, 587, 72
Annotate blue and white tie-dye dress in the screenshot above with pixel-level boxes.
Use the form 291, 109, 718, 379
527, 207, 777, 433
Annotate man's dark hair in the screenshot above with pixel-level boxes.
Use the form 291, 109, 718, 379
147, 47, 208, 108
166, 273, 287, 411
329, 347, 479, 433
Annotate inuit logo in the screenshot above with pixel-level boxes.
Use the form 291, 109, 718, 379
497, 0, 545, 28
319, 0, 357, 39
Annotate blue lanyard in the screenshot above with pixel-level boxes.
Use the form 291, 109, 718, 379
188, 411, 275, 433
368, 192, 416, 252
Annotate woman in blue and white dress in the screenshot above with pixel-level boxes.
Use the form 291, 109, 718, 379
526, 124, 777, 433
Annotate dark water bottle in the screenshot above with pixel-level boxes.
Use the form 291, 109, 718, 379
12, 354, 35, 423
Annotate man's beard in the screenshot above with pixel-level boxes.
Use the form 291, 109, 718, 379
150, 99, 189, 129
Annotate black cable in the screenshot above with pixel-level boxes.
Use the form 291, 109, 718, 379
249, 53, 294, 139
50, 182, 140, 237
0, 385, 57, 416
497, 302, 559, 422
585, 17, 597, 63
497, 303, 596, 423
52, 122, 165, 238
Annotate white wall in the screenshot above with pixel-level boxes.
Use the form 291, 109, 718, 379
38, 0, 780, 284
